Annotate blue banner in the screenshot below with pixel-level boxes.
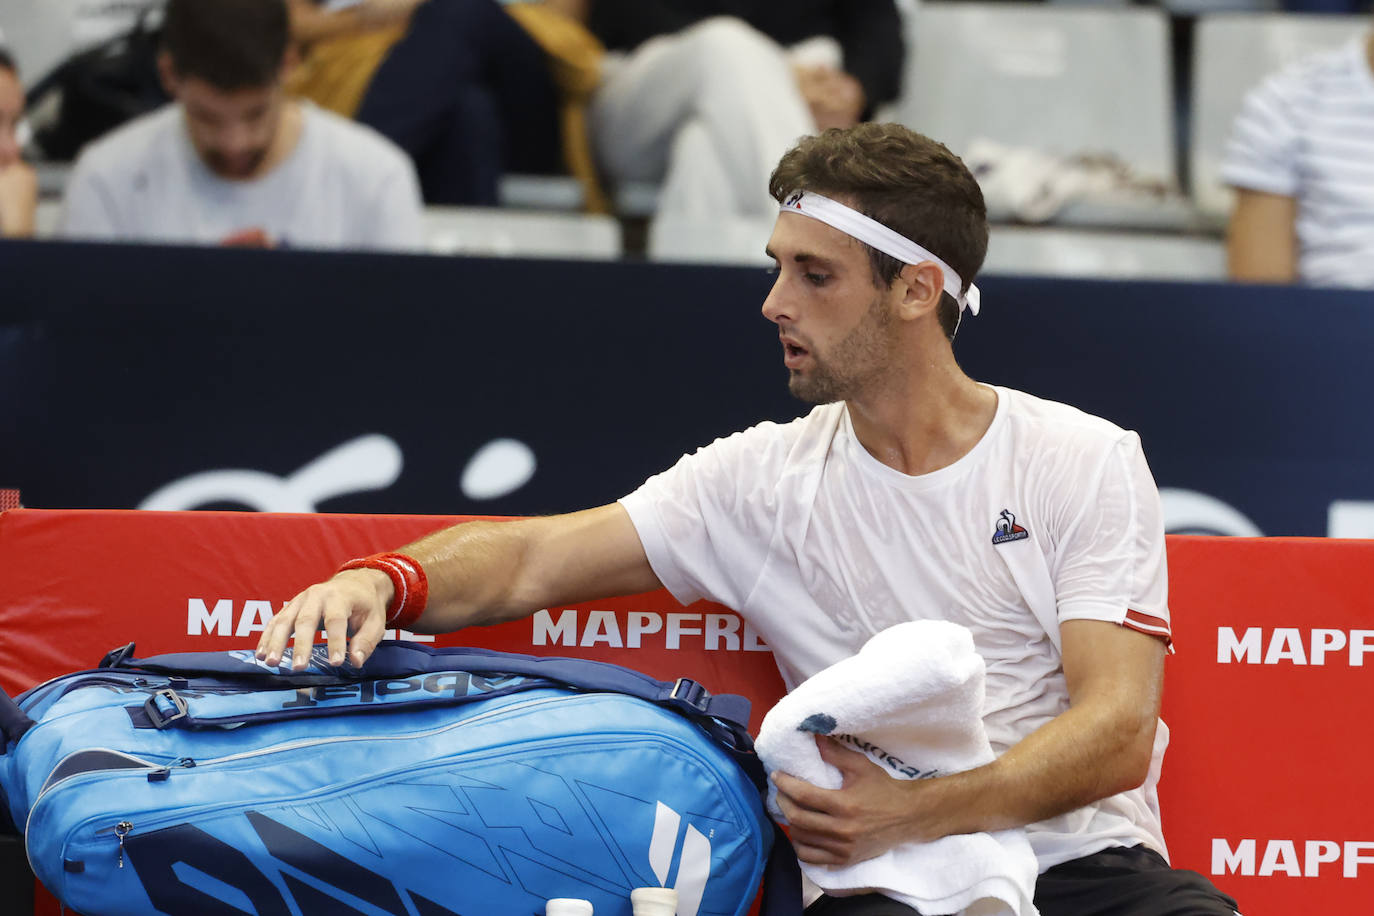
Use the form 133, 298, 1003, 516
3, 239, 1372, 537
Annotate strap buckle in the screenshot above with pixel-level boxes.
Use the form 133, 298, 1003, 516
143, 689, 188, 729
668, 678, 711, 715
99, 642, 137, 669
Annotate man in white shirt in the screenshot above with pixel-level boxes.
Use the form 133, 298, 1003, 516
60, 0, 423, 251
256, 123, 1239, 915
1223, 22, 1374, 288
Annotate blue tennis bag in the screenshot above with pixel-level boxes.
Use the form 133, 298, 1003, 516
0, 641, 800, 916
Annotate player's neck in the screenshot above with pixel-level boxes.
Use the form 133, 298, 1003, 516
845, 352, 996, 477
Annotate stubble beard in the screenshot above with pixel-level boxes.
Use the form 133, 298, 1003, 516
788, 293, 898, 405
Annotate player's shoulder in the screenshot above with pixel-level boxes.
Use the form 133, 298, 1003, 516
693, 403, 843, 470
998, 386, 1135, 453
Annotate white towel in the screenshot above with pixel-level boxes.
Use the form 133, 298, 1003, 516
755, 621, 1040, 916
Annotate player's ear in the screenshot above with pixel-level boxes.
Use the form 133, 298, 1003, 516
895, 261, 943, 321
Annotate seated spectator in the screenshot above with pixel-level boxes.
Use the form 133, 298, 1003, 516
1222, 21, 1374, 287
0, 47, 37, 238
60, 0, 424, 251
585, 0, 904, 220
286, 0, 565, 207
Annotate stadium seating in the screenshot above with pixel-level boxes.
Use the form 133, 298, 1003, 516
1189, 11, 1367, 221
15, 3, 1374, 277
894, 2, 1193, 231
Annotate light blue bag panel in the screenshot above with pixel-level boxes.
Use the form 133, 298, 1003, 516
0, 643, 795, 916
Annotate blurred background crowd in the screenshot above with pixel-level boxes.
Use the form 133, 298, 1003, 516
1, 0, 1372, 288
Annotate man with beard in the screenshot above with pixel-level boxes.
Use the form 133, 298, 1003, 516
59, 0, 422, 251
257, 123, 1240, 915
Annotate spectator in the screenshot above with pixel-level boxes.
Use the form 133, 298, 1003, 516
285, 0, 564, 207
1222, 22, 1374, 287
585, 0, 904, 220
60, 0, 424, 251
0, 47, 36, 238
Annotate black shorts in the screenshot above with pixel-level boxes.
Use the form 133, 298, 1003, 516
803, 845, 1241, 916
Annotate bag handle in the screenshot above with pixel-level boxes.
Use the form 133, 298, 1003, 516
104, 640, 754, 738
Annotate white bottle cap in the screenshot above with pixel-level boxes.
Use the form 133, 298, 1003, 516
546, 899, 594, 916
630, 887, 678, 915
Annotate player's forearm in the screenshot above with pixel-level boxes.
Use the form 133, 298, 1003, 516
394, 518, 548, 632
907, 699, 1159, 840
396, 505, 656, 633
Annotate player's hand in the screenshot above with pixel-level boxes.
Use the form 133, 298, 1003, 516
256, 568, 393, 671
771, 736, 926, 866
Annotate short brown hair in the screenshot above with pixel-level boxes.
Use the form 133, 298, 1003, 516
163, 0, 289, 91
769, 124, 988, 340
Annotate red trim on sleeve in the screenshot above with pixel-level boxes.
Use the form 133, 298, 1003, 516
1124, 609, 1173, 650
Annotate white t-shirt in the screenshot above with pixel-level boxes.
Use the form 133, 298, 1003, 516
1221, 37, 1374, 289
59, 101, 424, 251
619, 386, 1172, 871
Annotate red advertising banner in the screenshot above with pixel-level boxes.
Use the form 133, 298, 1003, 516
1, 511, 1370, 914
1161, 535, 1374, 912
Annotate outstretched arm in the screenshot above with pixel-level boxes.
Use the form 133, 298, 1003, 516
256, 503, 661, 670
773, 619, 1165, 864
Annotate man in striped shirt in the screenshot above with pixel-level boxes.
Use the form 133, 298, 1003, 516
1222, 23, 1374, 288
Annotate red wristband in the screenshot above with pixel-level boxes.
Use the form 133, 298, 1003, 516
338, 552, 428, 632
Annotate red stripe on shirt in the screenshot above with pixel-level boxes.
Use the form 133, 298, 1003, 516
1124, 609, 1173, 650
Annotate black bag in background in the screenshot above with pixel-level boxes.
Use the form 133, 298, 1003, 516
0, 813, 34, 916
26, 14, 169, 162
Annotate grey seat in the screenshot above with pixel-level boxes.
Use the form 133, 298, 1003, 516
982, 225, 1226, 282
1189, 12, 1367, 223
421, 207, 622, 260
894, 2, 1196, 231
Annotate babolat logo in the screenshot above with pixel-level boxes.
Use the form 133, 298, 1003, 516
992, 509, 1030, 545
649, 802, 711, 916
278, 672, 525, 709
834, 733, 940, 781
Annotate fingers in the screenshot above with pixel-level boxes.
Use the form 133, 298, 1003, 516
773, 770, 841, 824
256, 592, 307, 667
323, 611, 349, 668
255, 572, 388, 669
771, 776, 858, 865
815, 733, 867, 770
347, 612, 387, 669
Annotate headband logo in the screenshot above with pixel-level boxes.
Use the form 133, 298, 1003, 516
784, 191, 805, 209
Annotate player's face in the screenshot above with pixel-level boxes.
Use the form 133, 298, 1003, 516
762, 210, 900, 404
0, 67, 23, 169
172, 76, 286, 181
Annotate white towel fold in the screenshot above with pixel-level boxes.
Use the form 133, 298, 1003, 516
755, 620, 1040, 916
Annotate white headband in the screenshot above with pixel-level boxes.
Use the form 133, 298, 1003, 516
780, 190, 981, 316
